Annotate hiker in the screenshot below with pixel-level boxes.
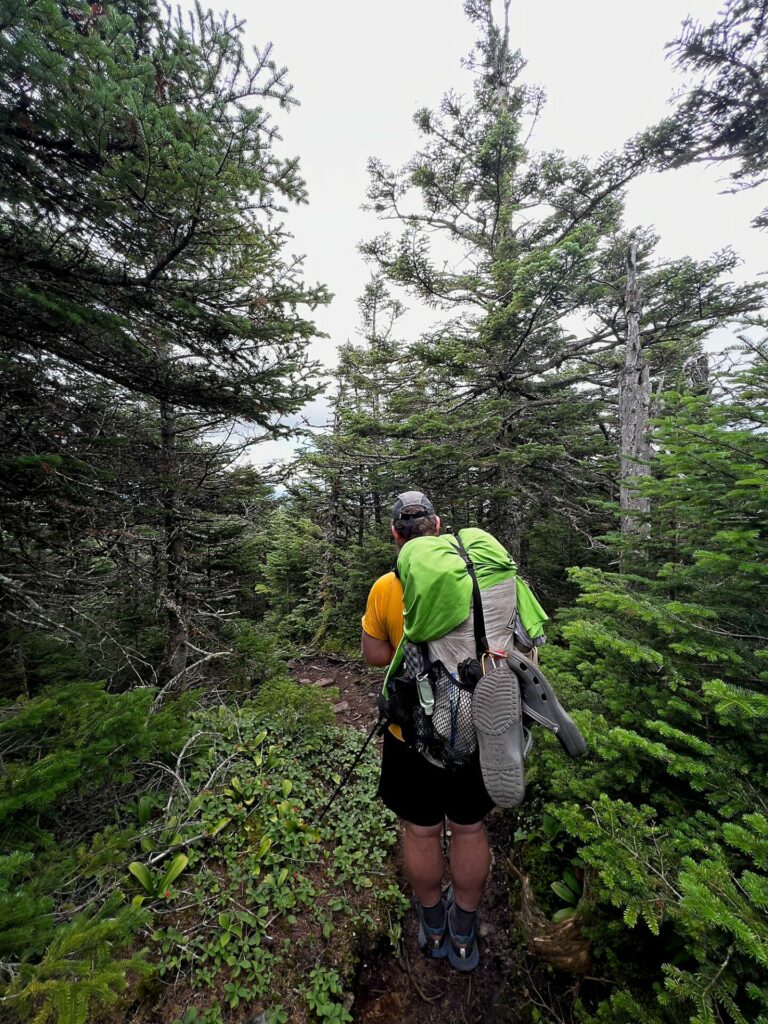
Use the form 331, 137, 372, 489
361, 491, 498, 971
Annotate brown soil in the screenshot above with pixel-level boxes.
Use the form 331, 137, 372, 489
287, 656, 581, 1024
285, 654, 383, 733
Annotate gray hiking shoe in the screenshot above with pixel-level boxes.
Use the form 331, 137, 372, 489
445, 890, 480, 972
472, 662, 526, 808
415, 894, 448, 959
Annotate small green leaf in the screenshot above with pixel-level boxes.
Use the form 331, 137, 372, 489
257, 837, 272, 859
552, 906, 577, 923
281, 779, 293, 798
159, 853, 189, 892
138, 794, 154, 826
563, 869, 581, 895
278, 867, 288, 886
209, 816, 232, 837
128, 861, 154, 894
542, 813, 561, 841
551, 881, 577, 904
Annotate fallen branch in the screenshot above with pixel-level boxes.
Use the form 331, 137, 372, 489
151, 651, 233, 710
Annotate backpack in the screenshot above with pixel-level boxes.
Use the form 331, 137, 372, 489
381, 528, 547, 768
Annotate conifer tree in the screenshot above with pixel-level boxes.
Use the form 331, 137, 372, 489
291, 277, 409, 647
644, 0, 768, 227
1, 0, 327, 415
537, 349, 768, 1023
361, 0, 762, 572
0, 0, 328, 682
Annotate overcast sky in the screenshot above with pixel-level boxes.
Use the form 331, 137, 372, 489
214, 0, 767, 462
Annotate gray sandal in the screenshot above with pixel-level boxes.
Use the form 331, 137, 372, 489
472, 663, 527, 808
506, 651, 587, 759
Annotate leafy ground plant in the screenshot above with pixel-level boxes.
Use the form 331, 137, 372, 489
133, 678, 406, 1023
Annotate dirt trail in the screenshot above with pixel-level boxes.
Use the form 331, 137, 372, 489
288, 656, 564, 1024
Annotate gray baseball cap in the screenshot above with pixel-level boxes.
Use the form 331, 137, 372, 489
392, 490, 435, 521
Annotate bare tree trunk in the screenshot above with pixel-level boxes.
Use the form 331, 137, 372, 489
357, 485, 365, 547
370, 293, 382, 527
619, 241, 651, 540
315, 396, 343, 646
160, 398, 188, 684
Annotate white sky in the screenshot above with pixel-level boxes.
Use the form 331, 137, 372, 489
217, 0, 768, 463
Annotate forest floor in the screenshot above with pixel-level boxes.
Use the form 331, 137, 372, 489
287, 655, 572, 1024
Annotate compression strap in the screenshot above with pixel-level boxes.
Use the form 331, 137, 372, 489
453, 534, 489, 658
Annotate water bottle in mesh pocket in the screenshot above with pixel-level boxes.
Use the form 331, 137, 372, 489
430, 663, 477, 767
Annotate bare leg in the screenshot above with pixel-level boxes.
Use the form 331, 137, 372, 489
402, 820, 444, 907
447, 819, 490, 911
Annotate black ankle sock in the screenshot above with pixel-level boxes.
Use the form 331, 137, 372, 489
421, 898, 445, 929
450, 901, 477, 935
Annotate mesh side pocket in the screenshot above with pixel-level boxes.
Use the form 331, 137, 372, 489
431, 664, 477, 767
385, 675, 436, 755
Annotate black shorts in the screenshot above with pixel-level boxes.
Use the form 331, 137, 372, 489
377, 730, 495, 827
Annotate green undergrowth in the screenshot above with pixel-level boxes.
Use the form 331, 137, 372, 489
0, 675, 405, 1024
0, 678, 191, 1024
131, 678, 406, 1024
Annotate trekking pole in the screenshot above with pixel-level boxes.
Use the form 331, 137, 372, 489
317, 708, 386, 825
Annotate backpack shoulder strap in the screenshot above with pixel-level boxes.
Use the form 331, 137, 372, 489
453, 533, 489, 657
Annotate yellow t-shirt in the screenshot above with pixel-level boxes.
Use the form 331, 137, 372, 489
362, 572, 406, 740
361, 571, 405, 649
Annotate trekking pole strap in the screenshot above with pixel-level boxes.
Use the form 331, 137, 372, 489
453, 535, 490, 657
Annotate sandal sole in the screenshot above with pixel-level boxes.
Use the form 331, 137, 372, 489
472, 664, 525, 808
